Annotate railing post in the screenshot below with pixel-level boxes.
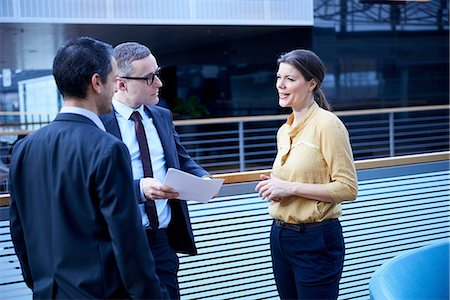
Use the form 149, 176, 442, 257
239, 121, 245, 172
389, 112, 395, 157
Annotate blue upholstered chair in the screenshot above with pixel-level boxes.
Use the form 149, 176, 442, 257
369, 239, 450, 300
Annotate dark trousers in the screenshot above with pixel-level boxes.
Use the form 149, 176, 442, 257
145, 229, 180, 300
270, 219, 345, 300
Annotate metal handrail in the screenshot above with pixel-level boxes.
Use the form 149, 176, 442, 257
0, 104, 449, 134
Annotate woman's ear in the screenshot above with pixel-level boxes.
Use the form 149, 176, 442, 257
309, 79, 317, 92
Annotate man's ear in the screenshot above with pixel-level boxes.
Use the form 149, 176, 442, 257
116, 77, 127, 91
91, 73, 102, 94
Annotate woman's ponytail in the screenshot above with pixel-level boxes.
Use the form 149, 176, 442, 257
314, 88, 331, 111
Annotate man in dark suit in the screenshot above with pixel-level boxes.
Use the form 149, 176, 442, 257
100, 42, 210, 299
9, 37, 166, 299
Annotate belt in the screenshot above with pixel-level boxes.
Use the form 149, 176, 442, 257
145, 227, 167, 233
274, 219, 337, 232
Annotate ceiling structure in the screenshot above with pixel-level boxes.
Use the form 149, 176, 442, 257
0, 23, 289, 70
1, 0, 446, 70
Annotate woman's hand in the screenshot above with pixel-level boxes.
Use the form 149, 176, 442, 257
255, 174, 294, 202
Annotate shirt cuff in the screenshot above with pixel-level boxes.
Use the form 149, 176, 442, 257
139, 178, 147, 202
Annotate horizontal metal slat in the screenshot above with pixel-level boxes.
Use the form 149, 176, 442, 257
0, 282, 31, 299
339, 289, 369, 300
343, 209, 449, 232
345, 229, 449, 257
179, 253, 271, 277
356, 170, 449, 189
343, 195, 449, 219
189, 206, 268, 221
195, 231, 269, 249
190, 214, 269, 230
179, 244, 270, 264
190, 199, 266, 215
180, 276, 276, 299
345, 193, 449, 216
343, 217, 449, 241
193, 219, 272, 238
395, 127, 449, 137
395, 141, 449, 150
179, 266, 273, 289
197, 285, 278, 300
348, 187, 449, 206
179, 129, 239, 139
344, 235, 450, 260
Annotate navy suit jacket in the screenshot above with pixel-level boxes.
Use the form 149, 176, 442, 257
9, 113, 164, 299
100, 105, 208, 255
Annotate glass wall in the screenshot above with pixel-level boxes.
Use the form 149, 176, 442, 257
160, 0, 448, 115
157, 26, 312, 117
313, 0, 449, 111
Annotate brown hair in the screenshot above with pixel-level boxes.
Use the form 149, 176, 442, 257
277, 49, 331, 111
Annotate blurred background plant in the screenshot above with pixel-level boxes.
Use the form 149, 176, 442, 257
172, 96, 210, 118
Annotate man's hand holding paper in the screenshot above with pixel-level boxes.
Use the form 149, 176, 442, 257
163, 168, 224, 203
141, 177, 179, 200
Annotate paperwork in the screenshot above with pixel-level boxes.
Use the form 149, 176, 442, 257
163, 168, 224, 203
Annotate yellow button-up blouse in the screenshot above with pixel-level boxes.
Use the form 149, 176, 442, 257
268, 101, 358, 224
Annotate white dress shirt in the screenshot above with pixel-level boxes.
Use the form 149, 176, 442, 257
112, 99, 171, 229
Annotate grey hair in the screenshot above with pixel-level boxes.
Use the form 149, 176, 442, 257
113, 42, 152, 76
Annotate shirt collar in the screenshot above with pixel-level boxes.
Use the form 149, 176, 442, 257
60, 106, 106, 131
287, 101, 319, 138
112, 98, 147, 120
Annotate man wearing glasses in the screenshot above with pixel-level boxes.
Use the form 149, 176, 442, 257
100, 42, 211, 299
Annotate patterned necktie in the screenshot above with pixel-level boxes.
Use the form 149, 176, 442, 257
130, 111, 159, 230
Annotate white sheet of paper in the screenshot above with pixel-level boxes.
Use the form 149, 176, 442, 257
162, 168, 224, 203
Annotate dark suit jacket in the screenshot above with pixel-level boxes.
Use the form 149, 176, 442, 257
9, 113, 164, 299
100, 105, 208, 255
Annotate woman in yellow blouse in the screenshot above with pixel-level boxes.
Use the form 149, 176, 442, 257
255, 49, 358, 300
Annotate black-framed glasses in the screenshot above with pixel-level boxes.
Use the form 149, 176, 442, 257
121, 67, 161, 86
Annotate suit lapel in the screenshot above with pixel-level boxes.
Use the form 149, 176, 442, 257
100, 109, 123, 140
144, 106, 177, 169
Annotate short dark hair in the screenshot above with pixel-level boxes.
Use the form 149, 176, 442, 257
53, 36, 114, 99
278, 49, 331, 111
